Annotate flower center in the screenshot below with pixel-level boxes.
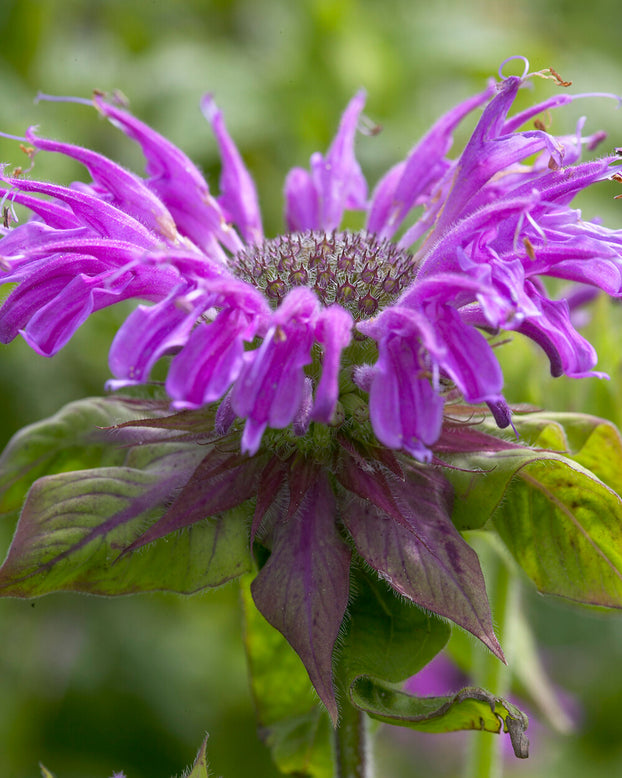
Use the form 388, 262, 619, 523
232, 230, 418, 319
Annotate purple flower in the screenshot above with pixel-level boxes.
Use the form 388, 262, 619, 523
1, 59, 620, 460
2, 57, 621, 720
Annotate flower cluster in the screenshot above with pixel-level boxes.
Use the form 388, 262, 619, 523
1, 58, 621, 462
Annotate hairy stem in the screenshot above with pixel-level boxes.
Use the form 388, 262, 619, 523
335, 700, 371, 778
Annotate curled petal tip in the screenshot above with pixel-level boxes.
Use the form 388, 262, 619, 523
499, 55, 530, 80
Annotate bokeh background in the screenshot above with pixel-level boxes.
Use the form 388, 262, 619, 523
2, 0, 622, 776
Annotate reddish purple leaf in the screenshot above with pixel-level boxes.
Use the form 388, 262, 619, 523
250, 456, 288, 543
337, 446, 409, 530
124, 447, 269, 553
433, 417, 524, 454
108, 403, 225, 445
337, 450, 503, 661
337, 434, 405, 479
251, 471, 351, 722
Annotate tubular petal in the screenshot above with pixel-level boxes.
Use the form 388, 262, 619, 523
1, 66, 621, 457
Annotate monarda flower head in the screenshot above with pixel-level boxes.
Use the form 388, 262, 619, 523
1, 57, 621, 723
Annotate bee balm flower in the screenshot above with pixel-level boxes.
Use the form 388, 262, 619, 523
1, 58, 621, 722
1, 58, 620, 461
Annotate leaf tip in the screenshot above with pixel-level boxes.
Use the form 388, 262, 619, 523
506, 715, 530, 758
325, 694, 340, 728
484, 632, 506, 664
182, 734, 210, 778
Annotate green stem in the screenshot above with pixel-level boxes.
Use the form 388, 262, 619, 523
334, 700, 370, 778
464, 539, 520, 778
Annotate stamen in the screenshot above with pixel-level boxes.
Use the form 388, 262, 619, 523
547, 68, 572, 88
35, 92, 93, 107
0, 130, 28, 143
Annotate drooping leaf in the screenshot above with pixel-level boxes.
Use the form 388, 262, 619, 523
334, 569, 526, 760
241, 575, 332, 778
445, 562, 575, 735
251, 469, 352, 723
350, 679, 529, 758
337, 450, 503, 660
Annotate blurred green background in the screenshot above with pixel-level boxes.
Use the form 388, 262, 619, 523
2, 0, 622, 776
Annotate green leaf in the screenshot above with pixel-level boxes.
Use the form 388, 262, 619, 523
240, 575, 333, 778
350, 679, 529, 758
183, 736, 210, 778
512, 411, 622, 455
473, 410, 622, 496
444, 425, 622, 606
0, 396, 149, 516
492, 456, 622, 607
0, 464, 252, 597
337, 572, 450, 689
535, 412, 622, 496
262, 714, 333, 778
0, 395, 254, 597
39, 766, 55, 778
